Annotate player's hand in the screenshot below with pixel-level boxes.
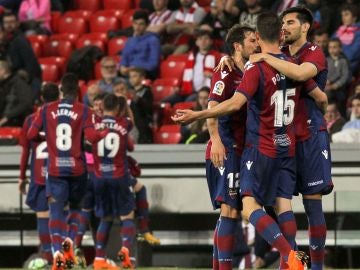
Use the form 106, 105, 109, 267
171, 109, 198, 124
210, 139, 227, 168
249, 53, 266, 64
214, 56, 234, 72
18, 179, 29, 195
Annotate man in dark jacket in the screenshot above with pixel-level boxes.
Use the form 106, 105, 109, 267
1, 11, 42, 100
0, 60, 33, 127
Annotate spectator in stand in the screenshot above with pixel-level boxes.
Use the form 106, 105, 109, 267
162, 29, 221, 105
165, 0, 206, 55
332, 93, 360, 143
313, 28, 330, 55
147, 0, 173, 37
0, 60, 33, 127
98, 56, 122, 93
179, 86, 210, 144
325, 38, 350, 114
120, 10, 161, 80
303, 0, 333, 33
236, 0, 266, 30
334, 4, 360, 74
325, 99, 346, 140
355, 83, 360, 94
200, 0, 236, 42
270, 0, 299, 14
1, 11, 42, 100
18, 0, 51, 35
128, 68, 153, 144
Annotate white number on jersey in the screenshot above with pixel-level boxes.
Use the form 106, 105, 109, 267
35, 141, 48, 159
270, 88, 296, 127
227, 172, 240, 189
56, 123, 72, 151
98, 132, 120, 158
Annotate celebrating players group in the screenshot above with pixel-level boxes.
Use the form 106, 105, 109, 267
21, 5, 333, 270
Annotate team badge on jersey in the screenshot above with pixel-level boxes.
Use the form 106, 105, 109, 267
213, 81, 225, 96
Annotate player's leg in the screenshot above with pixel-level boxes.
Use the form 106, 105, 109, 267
119, 211, 136, 269
36, 211, 52, 264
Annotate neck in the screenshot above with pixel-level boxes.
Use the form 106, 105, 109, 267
288, 36, 307, 55
260, 42, 281, 54
233, 54, 245, 72
104, 111, 117, 117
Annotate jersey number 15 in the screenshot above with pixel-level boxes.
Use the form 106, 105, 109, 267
271, 88, 295, 127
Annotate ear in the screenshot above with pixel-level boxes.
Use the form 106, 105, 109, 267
302, 22, 310, 33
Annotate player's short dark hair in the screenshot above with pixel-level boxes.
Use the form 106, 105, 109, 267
225, 24, 255, 55
41, 82, 59, 103
329, 37, 342, 47
341, 4, 358, 18
60, 73, 79, 97
93, 92, 106, 102
103, 93, 120, 112
117, 96, 127, 113
257, 12, 281, 43
281, 6, 314, 27
352, 93, 360, 102
132, 10, 149, 25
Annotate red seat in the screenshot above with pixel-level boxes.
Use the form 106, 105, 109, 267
167, 54, 188, 62
103, 0, 133, 10
43, 40, 73, 59
173, 101, 196, 110
74, 0, 101, 11
51, 11, 61, 33
157, 102, 174, 125
64, 10, 92, 21
41, 63, 60, 82
76, 35, 106, 52
121, 9, 136, 29
153, 125, 181, 144
80, 32, 108, 43
152, 78, 180, 103
28, 40, 42, 58
160, 59, 186, 79
0, 127, 22, 144
27, 35, 49, 46
108, 36, 127, 55
89, 14, 119, 33
50, 33, 79, 46
58, 17, 87, 35
94, 9, 125, 20
38, 57, 67, 75
197, 0, 211, 6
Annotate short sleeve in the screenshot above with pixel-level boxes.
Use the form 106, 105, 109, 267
235, 63, 260, 100
208, 68, 232, 103
302, 45, 326, 72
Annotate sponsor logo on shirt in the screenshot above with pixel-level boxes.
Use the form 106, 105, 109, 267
273, 134, 291, 147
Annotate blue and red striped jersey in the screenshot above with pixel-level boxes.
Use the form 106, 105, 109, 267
236, 55, 316, 158
93, 116, 132, 179
28, 98, 96, 177
19, 113, 47, 185
282, 42, 328, 141
206, 66, 247, 159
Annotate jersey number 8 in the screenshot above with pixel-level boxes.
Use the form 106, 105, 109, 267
56, 123, 72, 151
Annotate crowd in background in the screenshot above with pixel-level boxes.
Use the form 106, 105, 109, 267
0, 0, 359, 144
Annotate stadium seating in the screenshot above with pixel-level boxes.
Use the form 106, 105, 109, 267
152, 78, 180, 103
0, 127, 22, 144
76, 35, 106, 52
50, 33, 79, 47
42, 40, 73, 59
27, 35, 49, 46
94, 9, 125, 20
40, 63, 60, 82
50, 12, 61, 33
74, 0, 101, 11
58, 17, 88, 35
63, 10, 92, 21
173, 101, 196, 110
107, 36, 128, 56
103, 0, 133, 10
38, 57, 67, 75
153, 125, 182, 144
121, 9, 137, 29
167, 53, 189, 62
197, 0, 212, 6
160, 59, 186, 79
28, 40, 42, 58
89, 14, 119, 33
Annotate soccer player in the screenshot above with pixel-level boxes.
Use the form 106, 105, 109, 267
19, 83, 59, 266
248, 7, 333, 270
27, 73, 106, 270
172, 12, 328, 270
206, 24, 258, 270
92, 94, 136, 270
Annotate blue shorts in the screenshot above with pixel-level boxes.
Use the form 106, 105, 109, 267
205, 150, 242, 210
81, 172, 95, 210
240, 147, 296, 206
296, 130, 333, 195
26, 181, 48, 212
128, 176, 137, 188
94, 175, 135, 218
46, 174, 88, 207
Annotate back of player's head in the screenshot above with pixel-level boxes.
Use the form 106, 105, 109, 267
93, 92, 106, 102
225, 24, 255, 55
281, 6, 314, 27
60, 73, 79, 97
41, 82, 59, 103
103, 93, 120, 112
256, 12, 281, 43
117, 96, 127, 115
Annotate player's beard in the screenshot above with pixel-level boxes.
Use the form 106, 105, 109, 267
283, 28, 302, 45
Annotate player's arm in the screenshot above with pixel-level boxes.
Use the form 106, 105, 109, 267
83, 110, 108, 144
250, 53, 317, 81
19, 119, 30, 195
207, 100, 226, 168
173, 92, 246, 124
304, 80, 328, 114
27, 110, 43, 141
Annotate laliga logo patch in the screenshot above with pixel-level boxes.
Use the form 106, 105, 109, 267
212, 81, 225, 96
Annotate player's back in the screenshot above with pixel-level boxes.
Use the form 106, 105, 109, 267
237, 55, 307, 158
93, 116, 132, 179
41, 98, 93, 177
